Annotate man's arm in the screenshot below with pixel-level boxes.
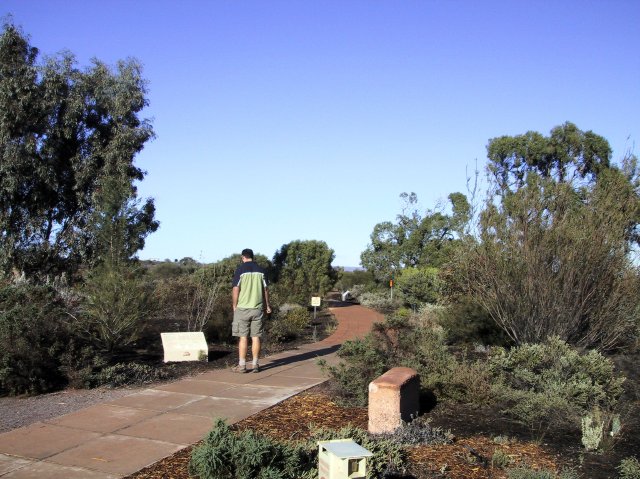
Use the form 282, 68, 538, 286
264, 287, 272, 314
232, 286, 239, 311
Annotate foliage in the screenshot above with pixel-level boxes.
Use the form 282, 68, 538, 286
189, 418, 314, 479
436, 296, 509, 346
492, 449, 512, 468
377, 416, 453, 446
507, 466, 579, 479
267, 306, 310, 343
310, 424, 407, 478
581, 410, 604, 451
360, 192, 470, 282
336, 268, 376, 292
489, 337, 625, 436
272, 240, 338, 304
87, 362, 178, 388
319, 334, 388, 406
321, 311, 493, 407
78, 260, 152, 352
358, 291, 401, 312
453, 158, 640, 351
618, 457, 640, 479
0, 283, 69, 394
0, 22, 157, 278
487, 121, 612, 195
395, 266, 442, 307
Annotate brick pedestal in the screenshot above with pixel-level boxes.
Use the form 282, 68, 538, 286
368, 367, 419, 434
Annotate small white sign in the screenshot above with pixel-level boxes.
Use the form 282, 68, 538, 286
161, 332, 208, 363
311, 296, 321, 307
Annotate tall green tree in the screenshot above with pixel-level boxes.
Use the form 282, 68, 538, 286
0, 23, 157, 278
272, 240, 338, 304
487, 121, 612, 195
360, 192, 470, 282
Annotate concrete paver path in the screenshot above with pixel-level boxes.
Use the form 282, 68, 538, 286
0, 303, 381, 478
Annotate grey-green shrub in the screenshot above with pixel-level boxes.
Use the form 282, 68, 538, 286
321, 312, 494, 407
358, 291, 401, 312
508, 466, 579, 479
618, 457, 640, 479
189, 419, 314, 479
489, 336, 625, 436
310, 424, 407, 478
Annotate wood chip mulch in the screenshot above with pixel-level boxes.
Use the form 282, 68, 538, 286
125, 391, 561, 479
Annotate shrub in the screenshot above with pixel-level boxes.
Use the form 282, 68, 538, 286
189, 418, 315, 479
437, 296, 509, 346
618, 457, 640, 479
489, 336, 625, 436
87, 362, 178, 388
358, 291, 401, 312
321, 312, 494, 407
0, 284, 69, 395
78, 261, 152, 352
492, 449, 511, 468
507, 467, 579, 479
377, 416, 453, 446
310, 424, 407, 478
267, 306, 310, 343
319, 335, 388, 406
395, 267, 442, 307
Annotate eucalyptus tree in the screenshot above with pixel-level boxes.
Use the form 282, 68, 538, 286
0, 23, 157, 278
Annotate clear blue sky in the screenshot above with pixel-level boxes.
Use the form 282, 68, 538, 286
3, 1, 639, 266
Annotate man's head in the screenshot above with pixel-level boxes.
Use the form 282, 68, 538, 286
241, 248, 254, 261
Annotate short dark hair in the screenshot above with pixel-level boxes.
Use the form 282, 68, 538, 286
241, 248, 254, 259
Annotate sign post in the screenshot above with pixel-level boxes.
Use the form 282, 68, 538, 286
390, 279, 393, 301
311, 296, 321, 320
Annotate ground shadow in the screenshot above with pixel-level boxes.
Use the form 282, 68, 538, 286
259, 344, 341, 372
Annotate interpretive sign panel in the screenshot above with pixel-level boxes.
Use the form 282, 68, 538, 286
161, 332, 208, 363
311, 296, 321, 307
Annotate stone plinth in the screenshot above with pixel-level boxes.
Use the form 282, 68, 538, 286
368, 367, 419, 434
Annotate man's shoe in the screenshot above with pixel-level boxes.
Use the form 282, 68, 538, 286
231, 364, 247, 373
251, 365, 261, 373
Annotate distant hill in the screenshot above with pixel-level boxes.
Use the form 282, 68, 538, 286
339, 266, 365, 272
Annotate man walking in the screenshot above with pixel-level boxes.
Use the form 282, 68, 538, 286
231, 248, 271, 373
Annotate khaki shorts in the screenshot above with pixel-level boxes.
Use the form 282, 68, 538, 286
232, 308, 264, 337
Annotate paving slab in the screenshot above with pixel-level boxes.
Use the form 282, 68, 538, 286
0, 454, 32, 475
0, 422, 101, 460
45, 404, 160, 433
171, 396, 267, 422
47, 435, 184, 476
106, 389, 204, 412
154, 378, 238, 396
250, 374, 324, 389
117, 411, 215, 444
1, 460, 119, 479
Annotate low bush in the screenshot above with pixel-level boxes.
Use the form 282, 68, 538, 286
0, 284, 70, 395
310, 424, 407, 478
87, 362, 178, 388
321, 312, 494, 407
189, 418, 315, 479
507, 467, 579, 479
377, 416, 453, 446
267, 306, 310, 343
358, 291, 401, 312
618, 457, 640, 479
489, 336, 625, 437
